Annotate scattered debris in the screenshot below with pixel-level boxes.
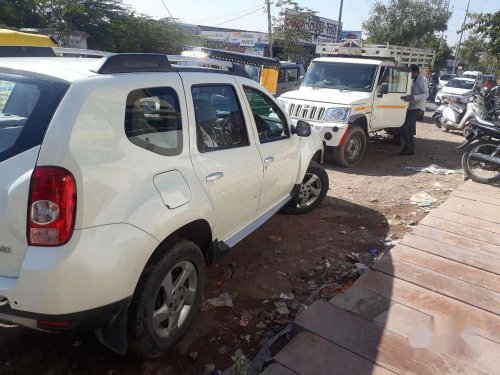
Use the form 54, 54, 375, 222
355, 263, 368, 271
268, 235, 282, 242
346, 252, 360, 263
405, 164, 455, 175
433, 182, 444, 188
276, 306, 290, 315
410, 192, 438, 207
388, 218, 403, 225
218, 345, 230, 355
324, 259, 331, 268
369, 198, 379, 203
255, 322, 267, 329
274, 301, 287, 308
203, 364, 216, 375
202, 293, 234, 310
339, 230, 347, 235
239, 319, 249, 328
189, 352, 199, 361
279, 292, 294, 300
72, 341, 81, 348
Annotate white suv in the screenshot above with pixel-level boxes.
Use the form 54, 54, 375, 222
0, 53, 327, 358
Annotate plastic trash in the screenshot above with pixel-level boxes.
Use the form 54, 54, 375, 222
405, 164, 455, 175
410, 192, 438, 207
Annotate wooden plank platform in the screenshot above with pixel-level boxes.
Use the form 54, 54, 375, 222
263, 181, 500, 375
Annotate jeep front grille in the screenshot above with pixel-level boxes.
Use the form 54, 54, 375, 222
288, 103, 325, 121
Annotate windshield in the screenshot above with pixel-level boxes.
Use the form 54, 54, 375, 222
0, 72, 68, 163
244, 65, 261, 82
462, 74, 477, 79
302, 61, 378, 92
445, 79, 474, 89
440, 74, 455, 81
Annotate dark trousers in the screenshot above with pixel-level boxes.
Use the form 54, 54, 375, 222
401, 109, 423, 150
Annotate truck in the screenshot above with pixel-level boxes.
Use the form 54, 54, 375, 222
277, 43, 435, 167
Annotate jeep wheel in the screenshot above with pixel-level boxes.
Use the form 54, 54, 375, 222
333, 127, 367, 167
282, 161, 329, 215
128, 239, 205, 358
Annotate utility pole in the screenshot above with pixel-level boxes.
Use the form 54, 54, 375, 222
336, 0, 344, 43
437, 0, 450, 52
266, 0, 273, 58
453, 0, 470, 74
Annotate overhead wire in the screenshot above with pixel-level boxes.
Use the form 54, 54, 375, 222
194, 4, 264, 24
209, 7, 266, 27
158, 0, 174, 18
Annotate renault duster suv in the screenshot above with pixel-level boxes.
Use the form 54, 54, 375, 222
0, 53, 327, 357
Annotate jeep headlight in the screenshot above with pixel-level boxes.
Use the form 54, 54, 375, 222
323, 107, 350, 122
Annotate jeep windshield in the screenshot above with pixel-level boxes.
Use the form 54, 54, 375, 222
0, 72, 68, 163
302, 61, 378, 92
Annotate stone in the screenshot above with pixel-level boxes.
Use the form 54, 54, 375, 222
188, 352, 198, 361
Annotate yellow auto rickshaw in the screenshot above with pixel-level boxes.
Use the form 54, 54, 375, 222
0, 29, 58, 57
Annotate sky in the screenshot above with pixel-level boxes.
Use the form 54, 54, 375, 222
123, 0, 499, 46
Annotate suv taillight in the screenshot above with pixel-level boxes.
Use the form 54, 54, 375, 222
28, 167, 76, 246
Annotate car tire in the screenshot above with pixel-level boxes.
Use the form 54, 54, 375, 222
282, 161, 329, 215
128, 239, 206, 358
333, 126, 367, 167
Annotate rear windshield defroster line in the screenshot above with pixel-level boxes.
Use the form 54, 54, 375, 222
0, 72, 69, 164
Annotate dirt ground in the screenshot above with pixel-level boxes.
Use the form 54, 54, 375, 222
0, 107, 467, 375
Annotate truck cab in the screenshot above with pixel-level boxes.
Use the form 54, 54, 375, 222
278, 56, 412, 167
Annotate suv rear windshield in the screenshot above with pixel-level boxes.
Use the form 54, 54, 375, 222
0, 72, 68, 163
446, 79, 474, 90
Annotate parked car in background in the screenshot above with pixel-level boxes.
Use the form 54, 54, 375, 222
438, 73, 456, 89
277, 62, 306, 96
461, 70, 483, 84
0, 52, 328, 358
435, 77, 479, 105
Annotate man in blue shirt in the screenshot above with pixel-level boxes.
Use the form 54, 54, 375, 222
400, 64, 428, 155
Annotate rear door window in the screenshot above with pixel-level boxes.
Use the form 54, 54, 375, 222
0, 73, 68, 163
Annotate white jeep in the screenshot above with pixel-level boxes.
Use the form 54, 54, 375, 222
278, 57, 412, 167
0, 53, 328, 357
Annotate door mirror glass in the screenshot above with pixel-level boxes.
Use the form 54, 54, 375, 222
379, 82, 389, 95
292, 120, 311, 137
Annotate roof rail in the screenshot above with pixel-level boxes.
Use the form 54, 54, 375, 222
92, 53, 173, 74
167, 55, 233, 69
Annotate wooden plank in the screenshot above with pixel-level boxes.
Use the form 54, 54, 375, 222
460, 180, 500, 197
421, 215, 500, 246
401, 234, 500, 275
440, 196, 500, 224
261, 363, 298, 375
373, 256, 500, 314
329, 286, 393, 320
431, 208, 500, 234
355, 271, 500, 343
452, 189, 500, 206
274, 331, 396, 375
374, 303, 500, 375
411, 225, 500, 259
389, 244, 500, 292
293, 301, 485, 375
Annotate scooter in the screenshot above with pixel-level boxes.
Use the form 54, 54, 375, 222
433, 90, 486, 136
428, 82, 438, 102
459, 116, 500, 184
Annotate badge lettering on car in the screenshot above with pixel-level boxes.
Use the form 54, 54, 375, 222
0, 246, 12, 254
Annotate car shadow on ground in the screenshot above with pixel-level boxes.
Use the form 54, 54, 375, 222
324, 131, 464, 178
0, 196, 391, 375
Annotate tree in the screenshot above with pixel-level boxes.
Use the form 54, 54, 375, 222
461, 11, 499, 56
272, 0, 316, 62
363, 0, 452, 47
434, 39, 453, 71
0, 0, 193, 53
457, 35, 485, 70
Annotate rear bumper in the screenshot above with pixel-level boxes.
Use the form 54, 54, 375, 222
0, 297, 130, 332
0, 223, 158, 322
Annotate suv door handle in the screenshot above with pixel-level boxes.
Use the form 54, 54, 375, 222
264, 156, 275, 164
206, 172, 224, 182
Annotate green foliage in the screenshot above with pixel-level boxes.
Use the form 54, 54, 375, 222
0, 0, 192, 53
273, 0, 316, 61
363, 0, 452, 47
461, 11, 500, 56
457, 35, 485, 70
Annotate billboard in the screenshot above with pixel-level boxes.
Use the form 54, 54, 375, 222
340, 30, 362, 41
200, 30, 268, 47
285, 10, 341, 42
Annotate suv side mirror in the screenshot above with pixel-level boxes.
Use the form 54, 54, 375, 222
379, 82, 389, 96
291, 120, 311, 137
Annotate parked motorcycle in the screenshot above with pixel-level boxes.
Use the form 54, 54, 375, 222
428, 82, 438, 102
459, 116, 500, 184
433, 89, 486, 136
